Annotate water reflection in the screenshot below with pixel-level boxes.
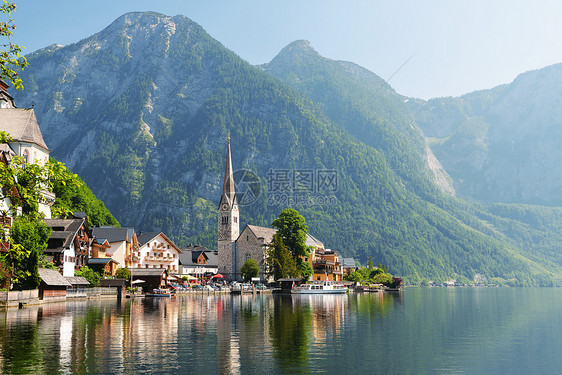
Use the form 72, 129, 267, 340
2, 289, 557, 374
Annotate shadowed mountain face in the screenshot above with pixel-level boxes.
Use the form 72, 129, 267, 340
408, 64, 562, 206
11, 12, 562, 285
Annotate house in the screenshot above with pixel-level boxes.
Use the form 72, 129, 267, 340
0, 79, 54, 219
91, 226, 138, 269
342, 257, 357, 275
87, 257, 119, 276
217, 142, 344, 282
44, 217, 92, 277
38, 267, 71, 301
308, 248, 344, 282
178, 243, 218, 279
135, 232, 182, 273
129, 268, 168, 291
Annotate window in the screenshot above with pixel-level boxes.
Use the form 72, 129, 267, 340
234, 217, 237, 223
222, 216, 228, 224
245, 254, 251, 262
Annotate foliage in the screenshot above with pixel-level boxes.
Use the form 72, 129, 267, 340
115, 267, 131, 279
50, 159, 119, 226
6, 215, 51, 290
265, 234, 297, 280
240, 258, 259, 282
271, 208, 310, 258
0, 0, 28, 90
75, 266, 100, 287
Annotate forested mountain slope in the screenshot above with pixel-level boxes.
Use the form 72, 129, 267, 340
10, 12, 562, 285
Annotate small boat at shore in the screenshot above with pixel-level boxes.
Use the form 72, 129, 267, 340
291, 280, 347, 294
145, 289, 172, 297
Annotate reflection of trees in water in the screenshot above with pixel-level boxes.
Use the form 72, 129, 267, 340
269, 295, 312, 372
351, 292, 402, 320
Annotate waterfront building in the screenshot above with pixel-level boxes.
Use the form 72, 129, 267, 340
44, 216, 92, 277
178, 243, 218, 279
135, 232, 182, 272
91, 226, 139, 269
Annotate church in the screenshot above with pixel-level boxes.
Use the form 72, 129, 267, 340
217, 142, 343, 282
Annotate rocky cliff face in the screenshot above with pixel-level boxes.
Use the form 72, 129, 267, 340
409, 64, 562, 206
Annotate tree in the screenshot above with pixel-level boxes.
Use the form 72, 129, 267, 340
265, 233, 298, 280
271, 208, 309, 258
5, 215, 51, 290
1, 1, 28, 90
0, 132, 80, 289
116, 267, 131, 280
240, 258, 259, 282
368, 256, 373, 270
75, 266, 100, 287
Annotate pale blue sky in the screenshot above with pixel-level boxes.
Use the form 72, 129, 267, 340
8, 0, 562, 99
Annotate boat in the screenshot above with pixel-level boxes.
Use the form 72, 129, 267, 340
291, 280, 348, 294
145, 289, 172, 297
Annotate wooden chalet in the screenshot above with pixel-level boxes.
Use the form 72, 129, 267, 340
38, 268, 71, 300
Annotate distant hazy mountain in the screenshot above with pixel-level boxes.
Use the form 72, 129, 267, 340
10, 12, 562, 285
408, 64, 562, 206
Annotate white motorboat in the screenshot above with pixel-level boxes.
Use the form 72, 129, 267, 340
291, 280, 347, 294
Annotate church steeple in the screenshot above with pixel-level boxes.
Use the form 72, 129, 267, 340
221, 140, 236, 206
218, 140, 240, 279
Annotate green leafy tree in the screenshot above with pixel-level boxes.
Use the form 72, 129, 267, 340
6, 215, 50, 290
115, 267, 131, 279
240, 258, 259, 282
271, 208, 309, 258
75, 266, 100, 287
265, 233, 298, 280
1, 1, 28, 90
367, 256, 374, 270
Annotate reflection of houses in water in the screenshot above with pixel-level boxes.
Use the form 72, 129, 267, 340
293, 294, 347, 344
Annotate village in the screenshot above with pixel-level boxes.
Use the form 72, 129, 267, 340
0, 78, 371, 307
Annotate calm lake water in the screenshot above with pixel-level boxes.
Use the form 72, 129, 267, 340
1, 288, 561, 374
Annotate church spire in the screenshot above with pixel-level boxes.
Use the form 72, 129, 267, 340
221, 140, 236, 205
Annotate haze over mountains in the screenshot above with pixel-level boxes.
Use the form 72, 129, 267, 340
10, 12, 562, 285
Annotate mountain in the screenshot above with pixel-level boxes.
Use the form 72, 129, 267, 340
261, 40, 454, 197
408, 64, 562, 206
10, 12, 562, 285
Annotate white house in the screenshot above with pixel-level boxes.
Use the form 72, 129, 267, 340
0, 79, 54, 219
136, 232, 182, 273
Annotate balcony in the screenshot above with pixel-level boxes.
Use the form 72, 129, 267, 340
144, 255, 173, 262
126, 255, 140, 262
152, 243, 167, 252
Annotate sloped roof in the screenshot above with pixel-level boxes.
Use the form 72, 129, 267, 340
179, 249, 218, 267
137, 231, 181, 253
39, 268, 71, 286
244, 224, 324, 247
137, 232, 159, 246
130, 268, 167, 277
88, 258, 118, 265
343, 258, 357, 269
44, 218, 85, 250
65, 276, 90, 286
0, 108, 49, 151
92, 227, 128, 243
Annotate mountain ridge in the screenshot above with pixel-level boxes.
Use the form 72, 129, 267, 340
9, 11, 562, 285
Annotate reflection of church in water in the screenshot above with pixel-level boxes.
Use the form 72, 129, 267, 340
217, 142, 339, 282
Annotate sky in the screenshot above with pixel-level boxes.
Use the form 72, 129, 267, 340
8, 0, 562, 99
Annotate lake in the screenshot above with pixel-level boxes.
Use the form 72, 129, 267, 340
1, 288, 561, 374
